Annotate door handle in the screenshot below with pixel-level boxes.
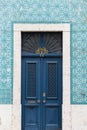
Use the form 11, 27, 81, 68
42, 92, 46, 97
37, 99, 40, 103
43, 100, 46, 103
42, 92, 46, 103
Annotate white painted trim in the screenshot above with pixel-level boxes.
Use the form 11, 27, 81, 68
13, 24, 71, 130
0, 105, 12, 130
14, 24, 70, 32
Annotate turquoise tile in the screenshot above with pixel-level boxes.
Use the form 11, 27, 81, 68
0, 0, 87, 104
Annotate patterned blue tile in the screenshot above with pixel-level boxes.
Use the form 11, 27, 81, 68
69, 0, 87, 23
0, 0, 87, 104
71, 30, 87, 104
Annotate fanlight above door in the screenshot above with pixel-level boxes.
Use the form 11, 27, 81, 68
22, 32, 62, 54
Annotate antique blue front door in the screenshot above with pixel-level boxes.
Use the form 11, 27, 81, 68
21, 32, 62, 130
22, 56, 62, 130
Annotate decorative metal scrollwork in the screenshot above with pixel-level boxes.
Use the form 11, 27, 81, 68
36, 47, 48, 54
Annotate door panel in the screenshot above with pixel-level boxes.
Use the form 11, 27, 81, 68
47, 61, 58, 98
24, 105, 39, 130
22, 57, 41, 130
43, 58, 62, 130
26, 63, 36, 97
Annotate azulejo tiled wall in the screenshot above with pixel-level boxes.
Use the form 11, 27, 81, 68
0, 0, 87, 104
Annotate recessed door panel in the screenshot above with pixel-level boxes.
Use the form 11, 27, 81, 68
47, 63, 57, 97
24, 106, 38, 124
26, 63, 36, 98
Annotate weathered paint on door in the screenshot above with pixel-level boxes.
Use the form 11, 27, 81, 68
22, 55, 62, 130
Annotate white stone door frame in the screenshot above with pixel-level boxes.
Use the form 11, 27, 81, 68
13, 24, 71, 130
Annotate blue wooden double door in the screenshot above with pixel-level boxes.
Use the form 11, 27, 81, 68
22, 56, 62, 130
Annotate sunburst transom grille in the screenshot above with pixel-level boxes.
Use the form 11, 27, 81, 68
22, 32, 62, 54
